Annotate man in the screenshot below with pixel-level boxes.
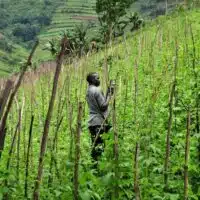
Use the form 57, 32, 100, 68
86, 72, 113, 162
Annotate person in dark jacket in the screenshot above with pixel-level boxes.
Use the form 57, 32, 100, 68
86, 72, 113, 162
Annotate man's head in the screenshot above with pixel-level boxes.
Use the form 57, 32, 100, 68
86, 72, 100, 87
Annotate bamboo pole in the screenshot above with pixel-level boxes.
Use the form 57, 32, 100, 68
112, 90, 119, 199
68, 104, 74, 161
73, 102, 83, 200
189, 24, 200, 160
164, 39, 178, 189
184, 109, 191, 200
48, 116, 63, 186
164, 78, 175, 189
122, 78, 128, 134
134, 143, 141, 200
33, 37, 67, 200
133, 58, 141, 200
24, 115, 34, 198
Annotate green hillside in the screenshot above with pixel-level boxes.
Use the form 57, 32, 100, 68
0, 0, 65, 77
0, 7, 199, 199
39, 0, 97, 40
0, 0, 184, 77
0, 37, 28, 76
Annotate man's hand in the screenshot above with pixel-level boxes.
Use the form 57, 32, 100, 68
107, 86, 114, 96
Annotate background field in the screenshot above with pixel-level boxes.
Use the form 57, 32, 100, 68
0, 0, 184, 77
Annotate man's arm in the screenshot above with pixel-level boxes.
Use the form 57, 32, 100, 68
95, 89, 112, 112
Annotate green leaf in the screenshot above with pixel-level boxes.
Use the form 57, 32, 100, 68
80, 190, 91, 200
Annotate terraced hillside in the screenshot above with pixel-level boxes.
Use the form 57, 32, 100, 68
0, 36, 28, 76
0, 0, 65, 77
39, 0, 97, 41
0, 0, 185, 77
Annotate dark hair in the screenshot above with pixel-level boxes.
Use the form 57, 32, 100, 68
86, 72, 97, 84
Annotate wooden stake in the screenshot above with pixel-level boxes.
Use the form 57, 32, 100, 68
73, 102, 83, 200
184, 110, 191, 200
24, 115, 34, 198
164, 39, 178, 189
113, 93, 119, 199
134, 142, 141, 200
33, 37, 67, 200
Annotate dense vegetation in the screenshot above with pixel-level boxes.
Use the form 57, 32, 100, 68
0, 0, 64, 43
0, 5, 199, 199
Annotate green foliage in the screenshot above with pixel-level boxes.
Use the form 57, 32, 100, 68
96, 0, 134, 25
0, 38, 13, 53
13, 24, 40, 42
96, 0, 135, 42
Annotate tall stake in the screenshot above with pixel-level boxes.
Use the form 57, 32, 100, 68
48, 116, 63, 186
68, 104, 74, 161
112, 92, 119, 199
16, 107, 22, 183
189, 24, 200, 160
0, 41, 38, 159
184, 109, 191, 200
134, 143, 140, 200
33, 37, 67, 200
164, 39, 178, 189
133, 59, 140, 200
164, 81, 175, 189
122, 78, 128, 134
73, 102, 83, 200
24, 115, 34, 198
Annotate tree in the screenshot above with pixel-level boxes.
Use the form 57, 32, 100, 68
74, 23, 90, 56
96, 0, 134, 42
128, 12, 144, 32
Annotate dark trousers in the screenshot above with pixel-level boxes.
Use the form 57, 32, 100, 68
89, 125, 112, 162
89, 126, 105, 161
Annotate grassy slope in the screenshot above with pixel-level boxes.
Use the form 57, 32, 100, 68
35, 0, 97, 62
0, 0, 64, 77
0, 0, 182, 77
0, 0, 97, 77
39, 0, 96, 40
0, 41, 28, 76
1, 8, 200, 199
